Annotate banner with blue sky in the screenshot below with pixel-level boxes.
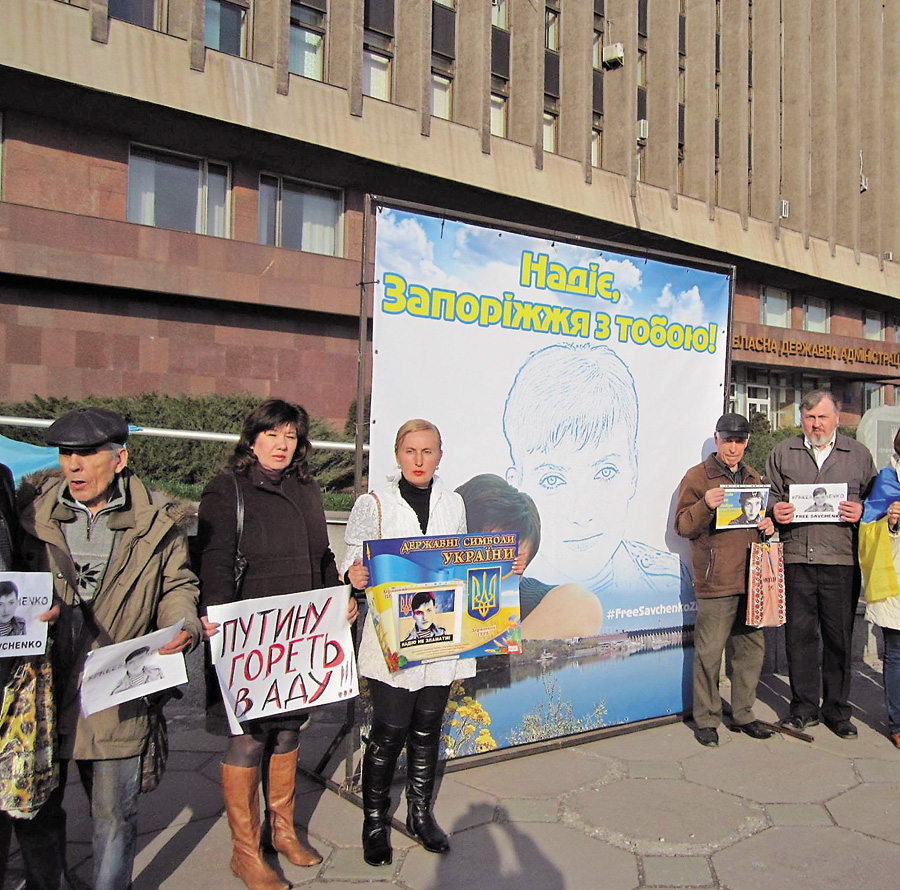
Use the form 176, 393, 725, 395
369, 205, 731, 750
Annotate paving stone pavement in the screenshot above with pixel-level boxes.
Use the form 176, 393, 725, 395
5, 625, 899, 889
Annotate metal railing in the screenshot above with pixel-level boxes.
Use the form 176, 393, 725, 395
0, 416, 366, 453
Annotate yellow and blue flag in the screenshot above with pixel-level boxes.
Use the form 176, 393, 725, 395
859, 467, 900, 603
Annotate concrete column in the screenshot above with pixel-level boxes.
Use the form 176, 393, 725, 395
395, 0, 430, 134
644, 0, 678, 197
718, 0, 749, 219
508, 0, 542, 167
781, 0, 810, 240
252, 0, 280, 69
809, 1, 836, 248
749, 0, 779, 226
328, 0, 363, 115
603, 0, 637, 179
834, 0, 860, 255
455, 0, 490, 148
90, 0, 110, 43
682, 0, 714, 206
558, 1, 591, 171
858, 0, 881, 260
883, 0, 900, 260
167, 0, 192, 39
189, 0, 206, 72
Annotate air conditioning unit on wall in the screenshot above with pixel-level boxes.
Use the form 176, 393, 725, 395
602, 43, 625, 67
779, 199, 790, 219
637, 119, 649, 141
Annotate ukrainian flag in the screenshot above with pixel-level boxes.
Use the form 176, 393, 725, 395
859, 467, 900, 603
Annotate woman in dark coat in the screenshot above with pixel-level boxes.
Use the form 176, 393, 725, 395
197, 399, 357, 890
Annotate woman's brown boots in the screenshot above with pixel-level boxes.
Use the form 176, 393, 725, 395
265, 749, 323, 867
222, 754, 321, 890
221, 763, 289, 890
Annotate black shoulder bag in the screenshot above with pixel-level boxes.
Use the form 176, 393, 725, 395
232, 473, 248, 595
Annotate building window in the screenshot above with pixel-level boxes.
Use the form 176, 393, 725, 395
636, 144, 645, 181
108, 0, 158, 29
363, 0, 394, 100
731, 368, 799, 430
258, 175, 342, 257
545, 5, 559, 52
865, 382, 884, 412
864, 309, 885, 341
431, 73, 452, 119
127, 146, 229, 237
491, 0, 508, 30
591, 128, 602, 167
431, 1, 456, 119
542, 112, 557, 154
760, 286, 791, 328
363, 49, 391, 99
490, 93, 507, 137
290, 1, 326, 81
803, 296, 830, 334
205, 0, 247, 57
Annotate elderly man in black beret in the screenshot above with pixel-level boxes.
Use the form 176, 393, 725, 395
17, 407, 201, 890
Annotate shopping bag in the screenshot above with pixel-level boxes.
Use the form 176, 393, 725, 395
746, 541, 786, 628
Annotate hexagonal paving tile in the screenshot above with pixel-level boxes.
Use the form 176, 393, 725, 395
399, 821, 638, 890
453, 746, 618, 798
568, 778, 766, 854
583, 722, 710, 762
714, 826, 900, 890
827, 783, 900, 843
682, 736, 858, 803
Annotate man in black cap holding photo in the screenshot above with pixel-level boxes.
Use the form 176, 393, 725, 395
18, 406, 202, 890
674, 413, 775, 747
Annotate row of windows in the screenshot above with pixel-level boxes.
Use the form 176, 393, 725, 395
759, 286, 892, 342
125, 145, 343, 256
731, 370, 895, 428
106, 0, 607, 162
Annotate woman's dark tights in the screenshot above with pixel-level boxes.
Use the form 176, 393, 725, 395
224, 729, 300, 767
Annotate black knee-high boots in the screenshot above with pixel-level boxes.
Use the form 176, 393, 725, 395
404, 705, 450, 854
361, 719, 407, 866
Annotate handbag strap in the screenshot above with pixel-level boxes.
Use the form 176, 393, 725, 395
232, 472, 245, 558
369, 491, 383, 538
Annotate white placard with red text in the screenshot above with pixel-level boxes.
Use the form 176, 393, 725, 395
207, 585, 358, 733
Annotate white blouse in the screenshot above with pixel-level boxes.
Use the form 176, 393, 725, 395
340, 475, 476, 691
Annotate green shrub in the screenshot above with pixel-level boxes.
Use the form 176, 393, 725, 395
0, 393, 360, 501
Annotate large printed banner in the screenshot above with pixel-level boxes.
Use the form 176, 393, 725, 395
208, 586, 358, 732
363, 532, 522, 672
370, 205, 731, 751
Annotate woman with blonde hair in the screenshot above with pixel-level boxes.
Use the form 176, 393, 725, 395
341, 419, 468, 866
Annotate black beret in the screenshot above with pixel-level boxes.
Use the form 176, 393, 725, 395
45, 407, 129, 449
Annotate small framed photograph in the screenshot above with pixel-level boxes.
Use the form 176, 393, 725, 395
789, 483, 847, 522
393, 581, 464, 658
715, 486, 768, 530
